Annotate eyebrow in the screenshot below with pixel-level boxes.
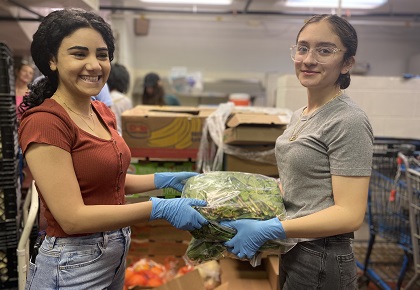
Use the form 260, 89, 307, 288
67, 46, 109, 52
297, 41, 337, 47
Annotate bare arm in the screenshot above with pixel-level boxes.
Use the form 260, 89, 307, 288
281, 175, 369, 238
124, 173, 156, 195
25, 143, 153, 235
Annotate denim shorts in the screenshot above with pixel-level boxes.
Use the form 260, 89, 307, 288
280, 234, 357, 290
25, 227, 131, 290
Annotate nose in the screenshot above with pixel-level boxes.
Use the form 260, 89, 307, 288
302, 49, 317, 64
85, 56, 102, 71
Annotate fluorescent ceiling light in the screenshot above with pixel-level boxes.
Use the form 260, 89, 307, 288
285, 0, 387, 9
141, 0, 232, 4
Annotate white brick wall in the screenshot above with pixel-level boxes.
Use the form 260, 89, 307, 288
276, 75, 420, 139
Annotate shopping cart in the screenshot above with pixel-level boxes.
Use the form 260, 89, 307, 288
17, 181, 39, 290
356, 138, 420, 290
398, 152, 420, 289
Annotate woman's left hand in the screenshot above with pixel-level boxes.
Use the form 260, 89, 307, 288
220, 217, 286, 259
154, 172, 198, 192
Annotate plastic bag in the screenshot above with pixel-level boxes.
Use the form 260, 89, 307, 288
181, 171, 296, 266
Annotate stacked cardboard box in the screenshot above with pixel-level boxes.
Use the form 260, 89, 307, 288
223, 110, 289, 177
132, 256, 280, 290
126, 220, 192, 268
122, 105, 214, 161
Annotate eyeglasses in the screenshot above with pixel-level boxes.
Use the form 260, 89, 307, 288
290, 45, 342, 64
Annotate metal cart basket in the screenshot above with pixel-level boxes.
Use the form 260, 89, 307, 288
398, 152, 420, 289
357, 138, 420, 290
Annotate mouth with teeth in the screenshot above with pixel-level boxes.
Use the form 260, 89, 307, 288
80, 76, 101, 82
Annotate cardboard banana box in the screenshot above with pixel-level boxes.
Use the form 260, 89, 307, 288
122, 105, 214, 160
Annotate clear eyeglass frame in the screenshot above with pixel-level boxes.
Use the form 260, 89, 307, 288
290, 45, 342, 64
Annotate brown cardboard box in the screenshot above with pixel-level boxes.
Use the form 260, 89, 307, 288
130, 220, 192, 242
128, 238, 190, 257
224, 153, 279, 177
127, 220, 192, 264
131, 269, 230, 290
122, 105, 214, 160
219, 258, 272, 290
126, 254, 186, 269
223, 112, 288, 145
265, 255, 280, 290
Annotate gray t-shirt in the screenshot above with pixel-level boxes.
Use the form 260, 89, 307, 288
275, 94, 373, 219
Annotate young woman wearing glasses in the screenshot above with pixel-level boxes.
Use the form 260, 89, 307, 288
221, 14, 373, 289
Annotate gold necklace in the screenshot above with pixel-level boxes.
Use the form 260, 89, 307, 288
289, 90, 342, 142
55, 94, 96, 132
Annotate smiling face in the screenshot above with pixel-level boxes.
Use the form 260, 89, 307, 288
49, 27, 110, 99
294, 20, 353, 91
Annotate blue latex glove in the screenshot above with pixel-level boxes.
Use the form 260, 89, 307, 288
149, 197, 208, 231
154, 172, 198, 192
220, 217, 286, 259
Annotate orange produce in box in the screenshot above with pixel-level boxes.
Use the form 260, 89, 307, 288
125, 267, 136, 281
126, 274, 147, 287
125, 267, 147, 287
177, 264, 194, 276
147, 277, 164, 287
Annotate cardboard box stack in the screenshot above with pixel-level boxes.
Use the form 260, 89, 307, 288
121, 104, 284, 290
122, 105, 214, 161
222, 109, 289, 177
130, 256, 280, 290
126, 220, 192, 268
121, 106, 215, 287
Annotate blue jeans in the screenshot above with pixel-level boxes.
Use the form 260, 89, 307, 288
25, 227, 131, 290
280, 235, 357, 290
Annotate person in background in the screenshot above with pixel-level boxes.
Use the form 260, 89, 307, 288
15, 61, 34, 113
108, 63, 133, 134
94, 82, 113, 107
221, 14, 373, 289
18, 8, 207, 290
142, 72, 180, 106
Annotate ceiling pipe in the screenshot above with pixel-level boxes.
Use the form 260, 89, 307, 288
0, 16, 41, 22
99, 5, 420, 19
337, 0, 342, 16
243, 0, 253, 14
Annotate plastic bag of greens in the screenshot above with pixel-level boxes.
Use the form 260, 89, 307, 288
182, 171, 296, 266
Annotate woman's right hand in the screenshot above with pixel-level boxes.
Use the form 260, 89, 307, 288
149, 197, 208, 231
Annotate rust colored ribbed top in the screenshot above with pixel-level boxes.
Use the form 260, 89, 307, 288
19, 99, 131, 237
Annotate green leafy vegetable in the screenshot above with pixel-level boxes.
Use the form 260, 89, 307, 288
182, 171, 288, 265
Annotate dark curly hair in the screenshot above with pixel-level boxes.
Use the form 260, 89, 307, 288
19, 8, 115, 114
296, 14, 357, 89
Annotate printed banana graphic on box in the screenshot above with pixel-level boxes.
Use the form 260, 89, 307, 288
147, 118, 201, 149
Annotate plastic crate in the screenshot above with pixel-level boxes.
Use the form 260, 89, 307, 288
0, 52, 15, 95
0, 159, 18, 172
0, 246, 19, 289
0, 42, 13, 56
0, 125, 19, 159
0, 186, 20, 222
0, 105, 17, 126
0, 218, 20, 248
0, 94, 16, 108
